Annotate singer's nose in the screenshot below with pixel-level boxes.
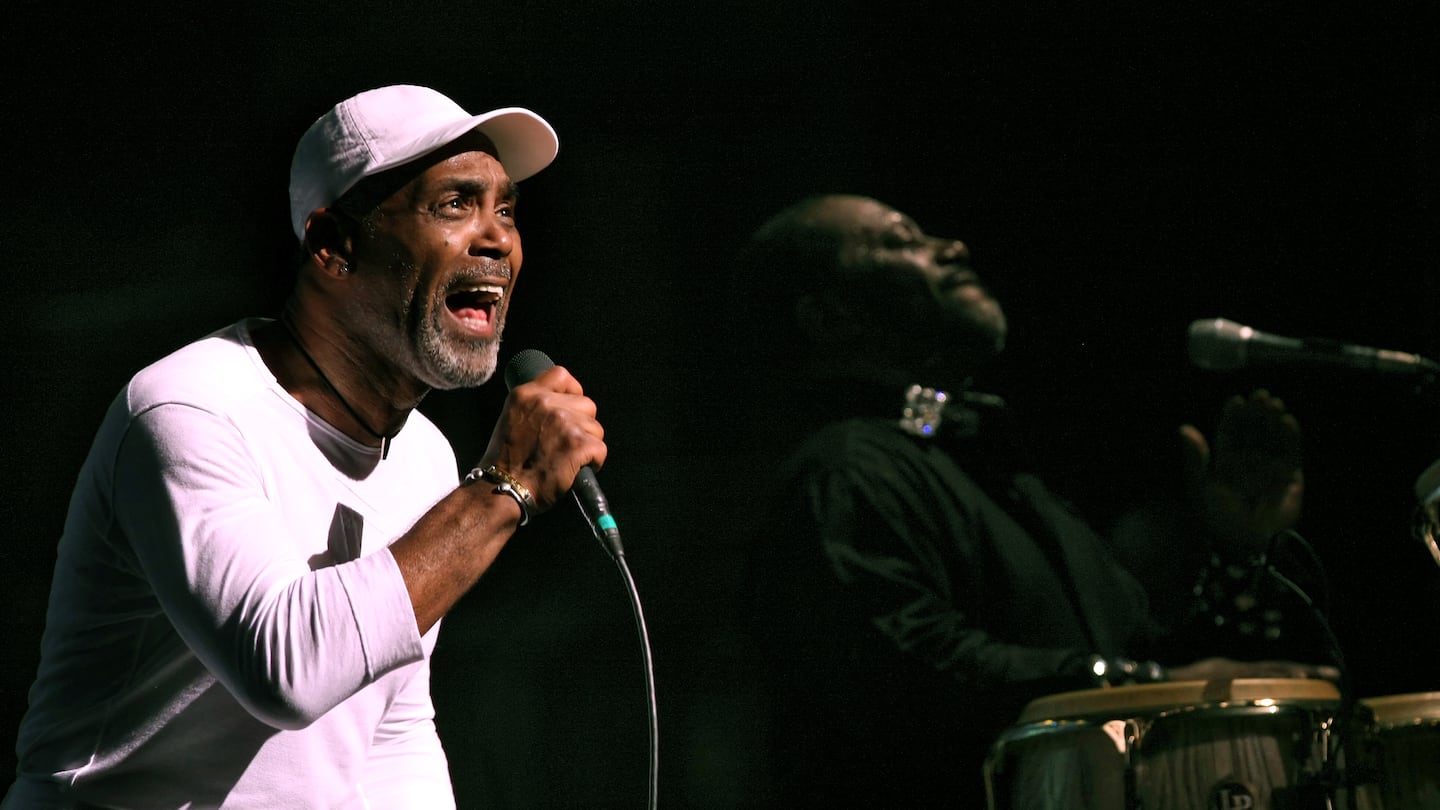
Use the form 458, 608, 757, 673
468, 213, 516, 259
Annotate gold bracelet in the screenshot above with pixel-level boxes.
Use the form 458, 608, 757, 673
464, 464, 536, 526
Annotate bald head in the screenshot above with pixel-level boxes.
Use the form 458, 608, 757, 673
732, 195, 1006, 389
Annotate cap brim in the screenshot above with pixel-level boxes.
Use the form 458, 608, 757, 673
369, 107, 558, 183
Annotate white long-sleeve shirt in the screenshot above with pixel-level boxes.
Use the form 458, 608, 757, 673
5, 318, 460, 809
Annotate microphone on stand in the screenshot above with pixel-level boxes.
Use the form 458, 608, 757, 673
1187, 318, 1440, 375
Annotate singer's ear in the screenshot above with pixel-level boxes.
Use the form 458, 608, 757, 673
300, 208, 354, 278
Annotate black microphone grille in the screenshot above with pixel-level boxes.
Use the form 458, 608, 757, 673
505, 349, 557, 391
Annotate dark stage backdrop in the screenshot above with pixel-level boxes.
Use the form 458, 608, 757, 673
4, 2, 1438, 806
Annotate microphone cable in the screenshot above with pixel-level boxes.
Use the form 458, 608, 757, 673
611, 542, 659, 810
1258, 529, 1376, 805
503, 350, 658, 809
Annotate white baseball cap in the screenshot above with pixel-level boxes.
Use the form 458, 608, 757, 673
288, 84, 559, 240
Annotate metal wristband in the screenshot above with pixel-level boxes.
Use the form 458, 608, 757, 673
1086, 654, 1112, 688
1088, 655, 1167, 687
465, 464, 535, 526
1137, 659, 1168, 683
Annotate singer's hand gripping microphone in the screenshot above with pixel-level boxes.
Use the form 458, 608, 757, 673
504, 349, 625, 559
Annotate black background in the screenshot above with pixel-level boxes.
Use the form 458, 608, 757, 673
4, 2, 1439, 806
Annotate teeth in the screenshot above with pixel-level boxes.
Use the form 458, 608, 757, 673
452, 283, 504, 302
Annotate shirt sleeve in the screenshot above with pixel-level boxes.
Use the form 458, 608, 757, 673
113, 401, 426, 730
802, 455, 1087, 688
746, 429, 1100, 706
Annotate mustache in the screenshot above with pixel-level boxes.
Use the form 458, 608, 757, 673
451, 259, 512, 285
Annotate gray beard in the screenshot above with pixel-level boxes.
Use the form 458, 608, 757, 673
415, 320, 503, 389
370, 270, 508, 390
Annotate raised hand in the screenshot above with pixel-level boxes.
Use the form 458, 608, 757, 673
1180, 389, 1304, 558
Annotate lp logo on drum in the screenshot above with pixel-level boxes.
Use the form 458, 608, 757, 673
1209, 780, 1257, 809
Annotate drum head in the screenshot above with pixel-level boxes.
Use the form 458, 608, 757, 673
1361, 691, 1440, 728
1017, 678, 1340, 724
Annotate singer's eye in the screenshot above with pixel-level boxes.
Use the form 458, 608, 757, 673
434, 196, 479, 221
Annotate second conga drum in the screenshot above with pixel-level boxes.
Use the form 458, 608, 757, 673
984, 678, 1342, 810
1359, 691, 1440, 810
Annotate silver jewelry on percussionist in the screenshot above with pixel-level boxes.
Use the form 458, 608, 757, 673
1088, 654, 1167, 688
465, 464, 535, 526
899, 384, 949, 437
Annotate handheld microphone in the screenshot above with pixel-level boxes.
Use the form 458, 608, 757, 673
1187, 318, 1440, 375
504, 349, 624, 559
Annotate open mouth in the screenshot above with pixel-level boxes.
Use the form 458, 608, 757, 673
445, 283, 504, 335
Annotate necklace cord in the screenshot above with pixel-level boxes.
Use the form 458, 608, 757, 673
277, 317, 398, 456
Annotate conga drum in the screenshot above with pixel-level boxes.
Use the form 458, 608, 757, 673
1360, 692, 1440, 810
985, 678, 1342, 809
